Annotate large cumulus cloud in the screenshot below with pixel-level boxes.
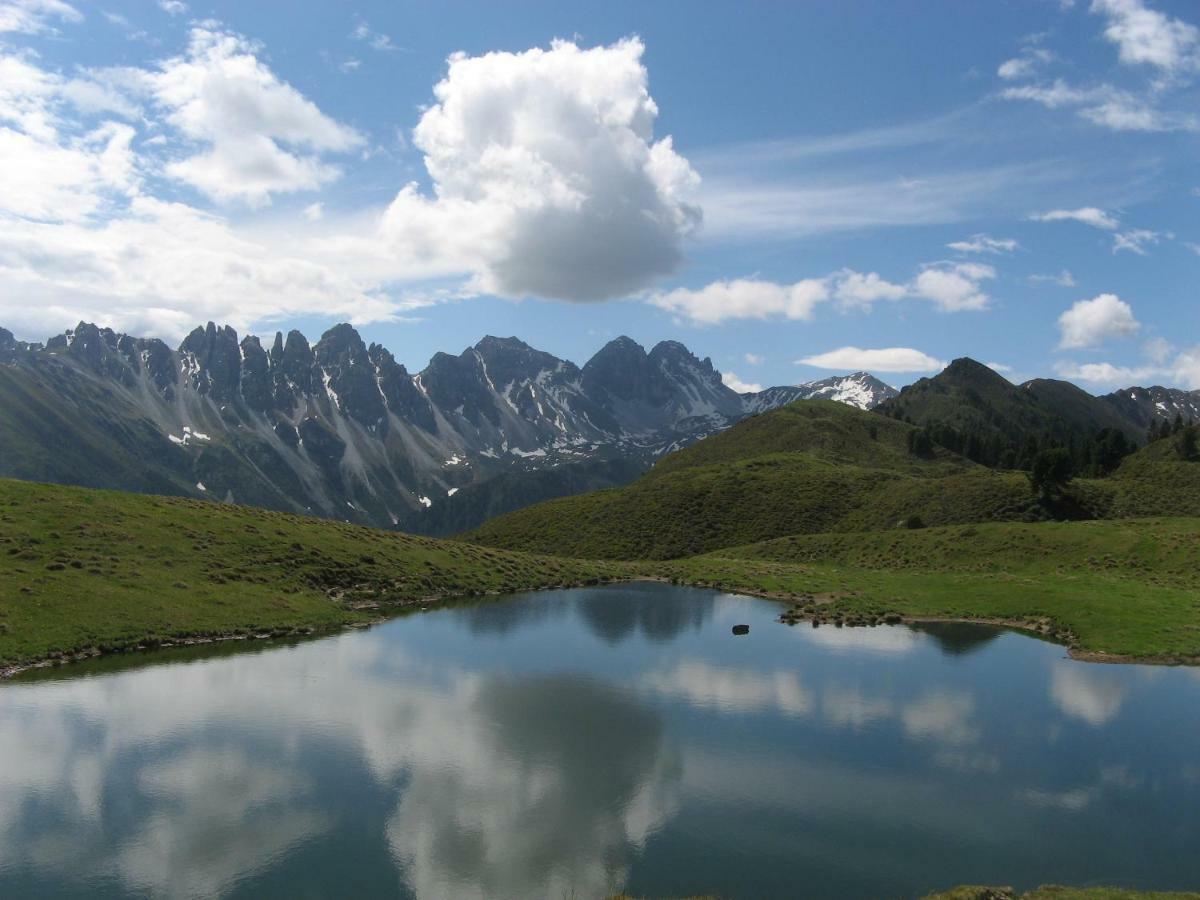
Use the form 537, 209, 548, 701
382, 38, 701, 302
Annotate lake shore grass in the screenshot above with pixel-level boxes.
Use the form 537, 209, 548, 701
925, 887, 1200, 899
651, 518, 1200, 664
0, 478, 629, 676
2, 478, 1198, 675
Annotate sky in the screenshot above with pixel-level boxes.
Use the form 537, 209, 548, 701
0, 0, 1197, 392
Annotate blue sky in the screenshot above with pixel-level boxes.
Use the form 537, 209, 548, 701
0, 0, 1197, 391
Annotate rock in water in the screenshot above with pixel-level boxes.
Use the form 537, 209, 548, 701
732, 624, 749, 636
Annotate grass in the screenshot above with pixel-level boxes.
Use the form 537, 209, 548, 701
925, 888, 1200, 900
0, 477, 626, 671
466, 404, 1200, 562
3, 477, 1199, 669
651, 518, 1200, 660
465, 401, 1045, 560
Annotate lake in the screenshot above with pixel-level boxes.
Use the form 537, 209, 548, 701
1, 582, 1198, 898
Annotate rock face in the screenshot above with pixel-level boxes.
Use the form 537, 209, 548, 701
0, 322, 894, 533
742, 372, 898, 414
1100, 385, 1200, 431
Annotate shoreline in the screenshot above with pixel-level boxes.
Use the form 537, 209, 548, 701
0, 576, 638, 681
658, 578, 1200, 668
3, 575, 1198, 680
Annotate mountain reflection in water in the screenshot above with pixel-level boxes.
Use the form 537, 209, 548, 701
1, 583, 1198, 899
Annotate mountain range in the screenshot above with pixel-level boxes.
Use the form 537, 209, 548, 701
3, 321, 1195, 535
0, 322, 891, 533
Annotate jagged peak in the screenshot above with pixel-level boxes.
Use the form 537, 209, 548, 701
474, 335, 533, 352
179, 321, 239, 355
943, 357, 993, 375
315, 323, 365, 353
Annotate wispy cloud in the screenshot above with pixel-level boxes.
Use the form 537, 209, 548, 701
798, 347, 946, 374
1028, 269, 1077, 287
1030, 207, 1119, 229
1112, 228, 1170, 255
351, 19, 399, 52
946, 233, 1018, 254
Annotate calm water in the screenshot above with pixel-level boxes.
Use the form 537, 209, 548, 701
2, 583, 1199, 899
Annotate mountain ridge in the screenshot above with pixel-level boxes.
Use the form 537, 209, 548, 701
0, 321, 893, 533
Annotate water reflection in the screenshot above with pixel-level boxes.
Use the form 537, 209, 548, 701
908, 621, 1002, 657
576, 583, 714, 643
0, 584, 1197, 899
387, 675, 679, 899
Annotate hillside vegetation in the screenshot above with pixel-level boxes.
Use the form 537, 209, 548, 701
467, 402, 1200, 561
655, 518, 1200, 660
1, 476, 1198, 667
0, 478, 624, 670
466, 401, 1041, 559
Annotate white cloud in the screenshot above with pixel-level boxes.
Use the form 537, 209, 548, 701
721, 371, 763, 394
352, 20, 397, 52
832, 269, 907, 310
382, 38, 700, 302
650, 277, 827, 325
0, 196, 417, 341
997, 47, 1055, 80
1111, 228, 1169, 254
0, 35, 707, 335
1090, 0, 1200, 74
134, 27, 364, 206
985, 361, 1014, 373
1055, 360, 1152, 384
946, 233, 1019, 254
0, 51, 140, 222
1170, 348, 1200, 389
912, 261, 995, 312
1030, 206, 1120, 229
157, 0, 187, 15
744, 352, 764, 365
1002, 79, 1196, 132
798, 346, 946, 373
1143, 336, 1172, 364
1056, 348, 1200, 388
1057, 293, 1141, 348
0, 0, 79, 34
652, 262, 988, 324
1028, 269, 1077, 287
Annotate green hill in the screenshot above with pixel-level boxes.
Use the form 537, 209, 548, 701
467, 399, 1200, 561
0, 478, 623, 671
465, 400, 1052, 559
656, 517, 1200, 660
877, 359, 1142, 468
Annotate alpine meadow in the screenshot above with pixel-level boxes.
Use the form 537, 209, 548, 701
1, 1, 1199, 898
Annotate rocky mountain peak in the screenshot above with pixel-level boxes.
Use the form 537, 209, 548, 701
178, 322, 241, 403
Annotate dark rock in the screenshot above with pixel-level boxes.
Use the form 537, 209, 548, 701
732, 624, 749, 636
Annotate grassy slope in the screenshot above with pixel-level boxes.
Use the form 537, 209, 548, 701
653, 518, 1200, 659
467, 405, 1200, 562
926, 888, 1200, 900
1, 476, 1198, 666
0, 478, 625, 669
878, 359, 1140, 442
465, 401, 1049, 559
